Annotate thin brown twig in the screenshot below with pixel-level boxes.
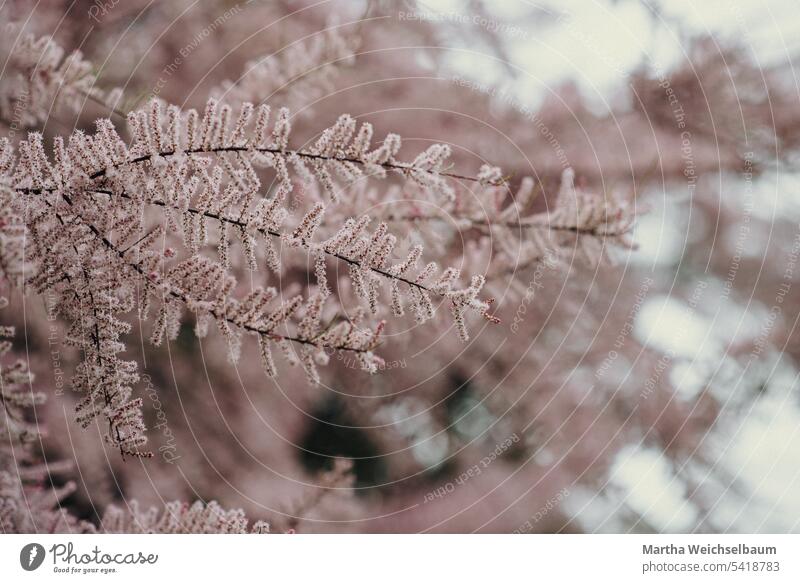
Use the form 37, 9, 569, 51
77, 187, 440, 295
55, 192, 371, 355
18, 144, 505, 188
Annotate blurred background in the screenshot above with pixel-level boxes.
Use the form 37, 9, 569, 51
4, 0, 800, 533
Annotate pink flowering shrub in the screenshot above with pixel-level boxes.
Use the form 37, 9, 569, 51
1, 1, 796, 534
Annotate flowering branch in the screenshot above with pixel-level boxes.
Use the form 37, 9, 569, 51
0, 92, 637, 458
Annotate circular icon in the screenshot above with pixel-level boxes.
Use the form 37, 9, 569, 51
20, 543, 46, 571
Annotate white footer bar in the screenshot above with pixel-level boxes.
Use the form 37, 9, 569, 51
1, 534, 797, 581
